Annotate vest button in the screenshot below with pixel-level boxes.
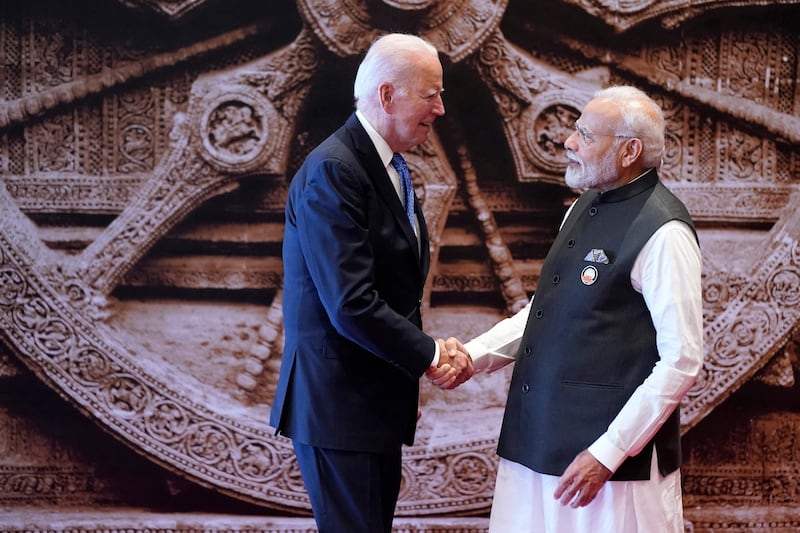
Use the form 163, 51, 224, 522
535, 309, 543, 319
552, 275, 560, 284
568, 239, 575, 248
522, 384, 530, 393
589, 206, 598, 216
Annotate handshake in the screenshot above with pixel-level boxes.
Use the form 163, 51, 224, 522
426, 337, 474, 390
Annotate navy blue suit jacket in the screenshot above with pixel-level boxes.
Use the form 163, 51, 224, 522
270, 113, 435, 453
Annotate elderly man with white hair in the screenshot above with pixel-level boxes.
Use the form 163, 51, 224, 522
453, 85, 703, 532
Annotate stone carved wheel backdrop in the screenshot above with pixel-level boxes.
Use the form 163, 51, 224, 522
1, 0, 800, 527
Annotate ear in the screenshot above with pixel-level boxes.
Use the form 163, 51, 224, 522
620, 138, 643, 168
378, 82, 394, 112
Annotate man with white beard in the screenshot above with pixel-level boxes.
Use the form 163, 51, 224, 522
452, 86, 704, 532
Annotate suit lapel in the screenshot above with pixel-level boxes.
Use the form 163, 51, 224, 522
415, 196, 430, 278
345, 114, 426, 266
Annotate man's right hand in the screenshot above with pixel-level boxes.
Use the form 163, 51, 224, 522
426, 337, 474, 390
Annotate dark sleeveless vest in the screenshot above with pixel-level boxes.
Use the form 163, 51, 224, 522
497, 169, 697, 480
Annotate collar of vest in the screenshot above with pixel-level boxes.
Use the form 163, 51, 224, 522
595, 168, 658, 204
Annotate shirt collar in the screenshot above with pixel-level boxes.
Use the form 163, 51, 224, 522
596, 168, 659, 203
355, 109, 394, 168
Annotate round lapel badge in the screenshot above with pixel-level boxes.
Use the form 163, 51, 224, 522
581, 265, 598, 285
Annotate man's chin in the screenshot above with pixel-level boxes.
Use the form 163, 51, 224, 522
564, 170, 581, 189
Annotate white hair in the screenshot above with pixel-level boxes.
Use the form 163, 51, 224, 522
353, 33, 439, 113
593, 86, 666, 168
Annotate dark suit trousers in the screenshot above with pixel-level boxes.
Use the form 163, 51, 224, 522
293, 441, 402, 533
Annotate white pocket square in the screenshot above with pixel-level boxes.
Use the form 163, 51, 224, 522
584, 248, 610, 264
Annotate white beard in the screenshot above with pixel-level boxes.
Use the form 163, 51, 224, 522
565, 149, 619, 190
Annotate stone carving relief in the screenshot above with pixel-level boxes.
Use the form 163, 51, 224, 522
1, 0, 800, 529
297, 0, 508, 61
562, 0, 800, 31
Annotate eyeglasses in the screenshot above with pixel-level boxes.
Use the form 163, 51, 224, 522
573, 122, 637, 144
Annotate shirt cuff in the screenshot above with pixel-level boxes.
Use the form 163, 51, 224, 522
463, 340, 486, 368
588, 435, 627, 473
429, 340, 440, 369
464, 340, 516, 374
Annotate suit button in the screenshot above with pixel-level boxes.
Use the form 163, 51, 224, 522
535, 309, 543, 319
552, 275, 560, 284
522, 384, 530, 393
524, 346, 532, 357
589, 206, 598, 216
568, 239, 576, 248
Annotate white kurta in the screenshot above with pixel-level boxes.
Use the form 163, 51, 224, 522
465, 219, 704, 533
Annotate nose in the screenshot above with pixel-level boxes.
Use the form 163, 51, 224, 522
564, 129, 579, 152
433, 94, 445, 116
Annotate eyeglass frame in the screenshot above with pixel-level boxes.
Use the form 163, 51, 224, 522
573, 121, 638, 144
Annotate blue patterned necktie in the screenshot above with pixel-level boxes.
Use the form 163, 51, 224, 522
391, 153, 416, 231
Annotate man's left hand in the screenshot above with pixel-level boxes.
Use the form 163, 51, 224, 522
553, 449, 612, 508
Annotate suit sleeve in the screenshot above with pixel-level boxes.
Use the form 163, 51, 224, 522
293, 157, 435, 377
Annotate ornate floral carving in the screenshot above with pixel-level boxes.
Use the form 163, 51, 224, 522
200, 93, 273, 171
563, 0, 800, 32
684, 208, 800, 430
470, 31, 595, 184
0, 24, 266, 130
297, 0, 507, 62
